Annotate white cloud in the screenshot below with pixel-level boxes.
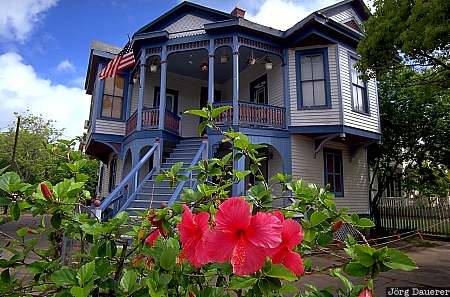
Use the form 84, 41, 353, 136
56, 59, 76, 73
246, 0, 337, 30
0, 0, 58, 42
0, 52, 90, 138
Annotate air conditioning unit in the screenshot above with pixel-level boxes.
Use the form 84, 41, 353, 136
84, 120, 90, 129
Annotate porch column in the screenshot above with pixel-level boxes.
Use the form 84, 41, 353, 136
208, 39, 215, 104
282, 49, 291, 129
232, 36, 239, 126
232, 152, 245, 196
136, 54, 146, 131
158, 46, 168, 130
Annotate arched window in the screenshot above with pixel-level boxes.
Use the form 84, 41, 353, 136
108, 155, 118, 192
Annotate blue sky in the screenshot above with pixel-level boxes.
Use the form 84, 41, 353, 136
0, 0, 341, 137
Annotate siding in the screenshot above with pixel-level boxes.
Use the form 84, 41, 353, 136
339, 46, 380, 133
288, 44, 341, 126
291, 135, 370, 214
221, 60, 284, 107
95, 119, 126, 135
130, 81, 139, 115
163, 14, 211, 33
328, 7, 362, 24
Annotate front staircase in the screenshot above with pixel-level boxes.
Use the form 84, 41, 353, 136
125, 138, 203, 214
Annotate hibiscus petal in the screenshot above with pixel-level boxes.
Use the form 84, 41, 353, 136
194, 211, 210, 233
282, 250, 304, 276
204, 230, 236, 263
272, 210, 285, 222
282, 219, 304, 249
215, 197, 251, 233
247, 212, 282, 249
231, 239, 267, 275
271, 246, 289, 264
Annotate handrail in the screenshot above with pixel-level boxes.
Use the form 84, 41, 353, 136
118, 167, 156, 212
167, 140, 207, 206
98, 141, 160, 218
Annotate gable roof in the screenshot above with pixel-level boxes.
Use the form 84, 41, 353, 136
318, 0, 371, 22
134, 1, 233, 36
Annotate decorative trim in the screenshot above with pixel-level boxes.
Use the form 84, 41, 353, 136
145, 47, 162, 56
238, 36, 282, 54
214, 37, 232, 46
289, 125, 381, 140
167, 40, 209, 52
295, 47, 332, 109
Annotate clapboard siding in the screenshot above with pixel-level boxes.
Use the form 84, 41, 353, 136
288, 44, 341, 126
291, 135, 370, 214
328, 7, 362, 24
163, 14, 211, 33
129, 81, 139, 115
339, 46, 380, 133
221, 60, 284, 107
96, 119, 126, 135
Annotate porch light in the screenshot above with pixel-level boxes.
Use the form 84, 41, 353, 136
264, 56, 273, 70
149, 64, 158, 73
247, 50, 256, 65
220, 55, 229, 64
132, 72, 139, 84
200, 62, 208, 71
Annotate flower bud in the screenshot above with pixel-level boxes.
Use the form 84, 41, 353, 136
358, 288, 372, 297
332, 220, 344, 232
40, 183, 52, 199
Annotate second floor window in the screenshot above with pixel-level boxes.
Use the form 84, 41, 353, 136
350, 56, 369, 113
102, 76, 125, 119
297, 48, 330, 108
250, 74, 268, 104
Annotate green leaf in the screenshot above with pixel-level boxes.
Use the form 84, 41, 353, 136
234, 170, 251, 181
120, 269, 138, 293
95, 258, 110, 278
10, 202, 20, 220
0, 172, 21, 194
229, 275, 258, 289
52, 268, 77, 287
355, 218, 375, 228
344, 262, 370, 277
1, 269, 10, 284
76, 261, 95, 286
0, 196, 11, 206
184, 109, 208, 118
310, 211, 328, 227
16, 227, 28, 237
211, 105, 232, 118
317, 231, 334, 246
51, 213, 62, 229
265, 264, 297, 281
383, 249, 417, 271
330, 268, 353, 292
160, 247, 177, 271
70, 285, 93, 297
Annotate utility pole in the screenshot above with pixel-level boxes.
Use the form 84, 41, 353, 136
11, 115, 20, 170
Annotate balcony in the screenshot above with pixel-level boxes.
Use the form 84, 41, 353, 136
213, 101, 286, 129
126, 108, 181, 135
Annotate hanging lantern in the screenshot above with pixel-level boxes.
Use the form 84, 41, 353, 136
200, 62, 208, 71
264, 56, 273, 70
149, 64, 158, 73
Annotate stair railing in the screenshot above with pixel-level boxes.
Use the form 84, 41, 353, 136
167, 135, 209, 206
94, 138, 161, 220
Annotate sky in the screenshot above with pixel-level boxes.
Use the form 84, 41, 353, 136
0, 0, 345, 138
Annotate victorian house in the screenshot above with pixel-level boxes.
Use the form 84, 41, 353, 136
83, 0, 380, 218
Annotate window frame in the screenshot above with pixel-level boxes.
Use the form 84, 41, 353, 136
348, 54, 370, 115
295, 48, 331, 109
153, 87, 179, 115
323, 149, 344, 197
100, 74, 127, 121
249, 74, 268, 104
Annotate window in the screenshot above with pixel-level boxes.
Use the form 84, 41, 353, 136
154, 87, 178, 114
108, 155, 118, 193
296, 48, 330, 108
250, 74, 268, 104
324, 150, 343, 196
349, 56, 368, 113
101, 76, 125, 119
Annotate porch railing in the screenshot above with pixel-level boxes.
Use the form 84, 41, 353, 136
213, 101, 286, 129
94, 140, 160, 220
126, 108, 181, 135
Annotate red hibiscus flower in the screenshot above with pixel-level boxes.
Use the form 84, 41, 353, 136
205, 197, 282, 275
270, 211, 304, 276
358, 288, 372, 297
178, 205, 210, 268
144, 229, 160, 247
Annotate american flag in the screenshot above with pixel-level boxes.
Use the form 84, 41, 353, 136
99, 41, 135, 80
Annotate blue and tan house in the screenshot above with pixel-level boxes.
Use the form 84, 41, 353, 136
84, 0, 380, 218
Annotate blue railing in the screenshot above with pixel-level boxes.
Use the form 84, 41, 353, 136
167, 139, 208, 206
97, 141, 160, 220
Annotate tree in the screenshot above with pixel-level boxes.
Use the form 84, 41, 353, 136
357, 0, 450, 221
0, 112, 99, 196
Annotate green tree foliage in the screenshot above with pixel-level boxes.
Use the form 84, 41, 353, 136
0, 113, 99, 196
357, 0, 450, 209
